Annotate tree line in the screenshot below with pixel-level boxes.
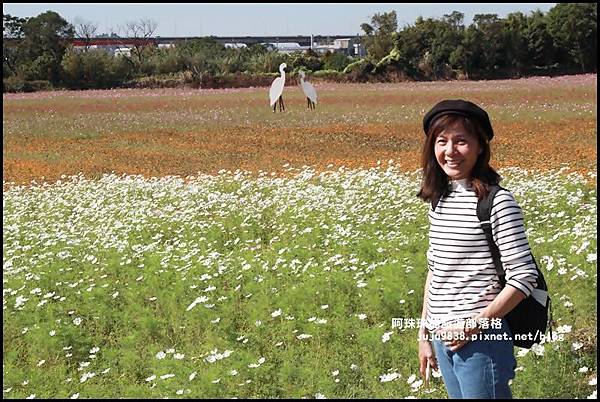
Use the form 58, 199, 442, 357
2, 3, 597, 92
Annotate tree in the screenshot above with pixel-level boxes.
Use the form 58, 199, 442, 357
289, 51, 323, 73
19, 11, 74, 83
547, 3, 597, 72
3, 14, 28, 77
322, 51, 351, 72
122, 18, 158, 67
524, 10, 557, 68
360, 11, 398, 62
389, 13, 464, 80
177, 37, 228, 80
503, 12, 531, 76
470, 14, 505, 74
73, 17, 98, 51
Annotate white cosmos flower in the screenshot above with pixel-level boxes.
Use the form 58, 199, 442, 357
155, 351, 166, 359
271, 309, 282, 317
380, 372, 401, 383
411, 379, 423, 389
297, 334, 312, 340
186, 296, 209, 312
80, 372, 95, 383
531, 343, 545, 356
556, 325, 572, 334
382, 331, 394, 343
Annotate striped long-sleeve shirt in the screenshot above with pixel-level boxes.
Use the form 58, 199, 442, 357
425, 179, 539, 331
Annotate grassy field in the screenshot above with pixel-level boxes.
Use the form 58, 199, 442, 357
2, 74, 597, 184
2, 75, 597, 398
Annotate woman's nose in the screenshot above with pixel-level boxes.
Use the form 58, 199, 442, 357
445, 142, 458, 155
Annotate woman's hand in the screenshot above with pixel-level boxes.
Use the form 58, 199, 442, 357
435, 318, 482, 352
418, 334, 438, 380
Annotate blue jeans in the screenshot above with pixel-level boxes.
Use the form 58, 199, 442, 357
432, 318, 517, 399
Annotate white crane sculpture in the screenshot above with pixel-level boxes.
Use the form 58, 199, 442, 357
269, 63, 287, 112
299, 70, 318, 110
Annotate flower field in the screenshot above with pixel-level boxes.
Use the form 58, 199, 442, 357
2, 74, 597, 185
2, 74, 597, 398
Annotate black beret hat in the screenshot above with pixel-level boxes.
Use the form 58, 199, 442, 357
423, 99, 494, 140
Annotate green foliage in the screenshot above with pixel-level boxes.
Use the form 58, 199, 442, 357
322, 52, 351, 72
360, 11, 398, 62
61, 48, 132, 89
147, 47, 186, 75
524, 10, 556, 68
546, 3, 597, 72
342, 58, 375, 82
3, 76, 51, 92
289, 52, 323, 73
2, 4, 597, 92
18, 11, 74, 84
504, 12, 532, 75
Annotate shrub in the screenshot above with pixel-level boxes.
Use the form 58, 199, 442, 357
3, 77, 52, 92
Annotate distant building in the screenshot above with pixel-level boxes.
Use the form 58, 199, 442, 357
114, 48, 131, 57
262, 42, 310, 54
65, 35, 366, 57
71, 38, 158, 55
312, 37, 364, 56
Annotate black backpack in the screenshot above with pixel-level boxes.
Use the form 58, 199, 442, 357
432, 185, 553, 349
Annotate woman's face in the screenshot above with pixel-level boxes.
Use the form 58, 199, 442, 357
434, 121, 481, 181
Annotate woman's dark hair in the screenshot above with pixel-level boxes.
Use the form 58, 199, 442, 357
417, 114, 501, 203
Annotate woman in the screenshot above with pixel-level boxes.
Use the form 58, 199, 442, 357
416, 99, 539, 399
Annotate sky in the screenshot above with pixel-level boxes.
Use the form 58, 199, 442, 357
3, 3, 557, 37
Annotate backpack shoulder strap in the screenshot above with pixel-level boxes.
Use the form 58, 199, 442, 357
431, 190, 447, 212
477, 185, 506, 286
